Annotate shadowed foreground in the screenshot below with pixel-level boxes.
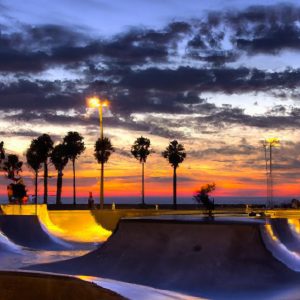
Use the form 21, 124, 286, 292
0, 271, 125, 300
27, 217, 300, 299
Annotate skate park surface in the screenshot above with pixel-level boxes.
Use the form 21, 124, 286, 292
1, 204, 300, 299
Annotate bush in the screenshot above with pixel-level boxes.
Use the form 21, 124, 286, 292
194, 183, 216, 215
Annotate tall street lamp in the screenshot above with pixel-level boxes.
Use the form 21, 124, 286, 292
87, 96, 109, 140
87, 96, 109, 208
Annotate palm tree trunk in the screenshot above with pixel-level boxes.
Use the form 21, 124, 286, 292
72, 159, 76, 206
34, 170, 38, 204
35, 170, 38, 215
173, 166, 177, 210
100, 162, 104, 209
142, 162, 145, 206
43, 161, 48, 204
56, 170, 62, 205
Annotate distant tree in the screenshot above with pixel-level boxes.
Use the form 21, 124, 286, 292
94, 137, 115, 209
0, 141, 5, 163
10, 181, 27, 202
35, 134, 54, 204
50, 144, 69, 205
162, 140, 186, 210
3, 154, 26, 203
194, 183, 216, 216
26, 139, 43, 204
131, 136, 151, 206
63, 132, 85, 206
291, 198, 300, 209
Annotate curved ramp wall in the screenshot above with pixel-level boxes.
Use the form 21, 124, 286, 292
0, 231, 22, 254
1, 205, 111, 244
0, 215, 71, 250
261, 220, 300, 272
28, 218, 300, 298
48, 210, 111, 243
269, 218, 300, 252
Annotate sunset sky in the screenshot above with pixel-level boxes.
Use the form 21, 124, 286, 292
0, 0, 300, 201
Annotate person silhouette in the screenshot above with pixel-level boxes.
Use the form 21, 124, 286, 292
88, 192, 95, 209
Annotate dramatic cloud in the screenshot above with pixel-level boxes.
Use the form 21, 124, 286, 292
1, 3, 300, 135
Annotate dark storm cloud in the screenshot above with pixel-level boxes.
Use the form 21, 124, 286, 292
99, 21, 191, 65
0, 79, 85, 109
184, 4, 300, 58
201, 105, 300, 129
235, 25, 300, 54
119, 67, 300, 94
188, 51, 240, 66
0, 20, 191, 72
191, 142, 256, 158
1, 3, 300, 136
225, 4, 300, 54
1, 65, 300, 132
0, 24, 96, 72
0, 130, 42, 137
1, 4, 300, 73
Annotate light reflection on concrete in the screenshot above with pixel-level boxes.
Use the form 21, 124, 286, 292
261, 221, 300, 271
288, 218, 300, 234
76, 275, 205, 300
0, 248, 92, 270
0, 231, 22, 253
1, 205, 112, 243
48, 210, 111, 243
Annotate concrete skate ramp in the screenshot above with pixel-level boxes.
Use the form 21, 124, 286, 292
269, 218, 300, 252
0, 215, 71, 250
1, 205, 111, 243
48, 210, 111, 243
27, 217, 300, 299
0, 231, 22, 254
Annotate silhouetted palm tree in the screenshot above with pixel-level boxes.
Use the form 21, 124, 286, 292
63, 132, 85, 206
94, 137, 115, 209
26, 139, 43, 204
162, 140, 186, 210
50, 144, 69, 205
131, 136, 151, 206
3, 154, 23, 182
35, 134, 54, 204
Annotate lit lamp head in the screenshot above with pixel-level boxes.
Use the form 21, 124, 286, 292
87, 96, 100, 108
101, 99, 109, 107
87, 97, 109, 108
266, 137, 280, 147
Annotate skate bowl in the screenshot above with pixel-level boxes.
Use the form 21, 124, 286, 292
27, 216, 300, 299
0, 205, 112, 244
0, 215, 72, 250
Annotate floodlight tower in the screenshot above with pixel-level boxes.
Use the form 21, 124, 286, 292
262, 138, 280, 208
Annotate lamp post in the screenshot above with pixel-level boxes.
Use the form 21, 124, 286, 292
87, 96, 109, 139
87, 96, 109, 208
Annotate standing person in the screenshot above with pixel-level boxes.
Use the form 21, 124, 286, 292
88, 192, 95, 209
